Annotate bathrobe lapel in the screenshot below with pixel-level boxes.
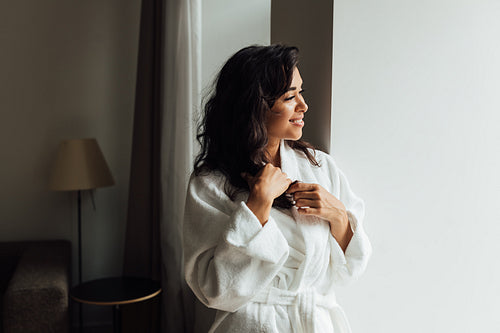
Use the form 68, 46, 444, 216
279, 141, 332, 287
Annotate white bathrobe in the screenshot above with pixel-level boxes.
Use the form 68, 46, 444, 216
184, 140, 372, 333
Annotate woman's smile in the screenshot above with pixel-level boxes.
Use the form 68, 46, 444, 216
289, 117, 304, 126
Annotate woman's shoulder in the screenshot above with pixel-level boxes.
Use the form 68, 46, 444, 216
189, 168, 227, 191
187, 169, 242, 212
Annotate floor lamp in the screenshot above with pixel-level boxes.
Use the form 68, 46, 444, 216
49, 138, 114, 284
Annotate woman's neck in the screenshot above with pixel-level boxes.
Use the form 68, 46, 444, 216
266, 139, 281, 167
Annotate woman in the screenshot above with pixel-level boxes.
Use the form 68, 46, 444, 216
184, 45, 371, 333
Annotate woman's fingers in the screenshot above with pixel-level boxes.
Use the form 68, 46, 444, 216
246, 164, 293, 201
287, 182, 346, 222
286, 182, 318, 194
294, 198, 317, 208
291, 190, 321, 200
296, 207, 320, 216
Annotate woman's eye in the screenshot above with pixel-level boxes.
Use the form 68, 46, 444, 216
283, 89, 304, 101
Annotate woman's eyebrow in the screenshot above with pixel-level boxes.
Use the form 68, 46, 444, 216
287, 86, 304, 92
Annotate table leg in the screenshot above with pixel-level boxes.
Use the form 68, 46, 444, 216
78, 302, 83, 332
113, 304, 121, 333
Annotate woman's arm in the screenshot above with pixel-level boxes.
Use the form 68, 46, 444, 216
183, 173, 289, 312
329, 210, 354, 253
327, 159, 372, 284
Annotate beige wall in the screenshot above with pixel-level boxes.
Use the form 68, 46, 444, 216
271, 0, 334, 152
201, 0, 271, 90
0, 0, 141, 285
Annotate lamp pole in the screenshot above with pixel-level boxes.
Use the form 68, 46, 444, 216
77, 189, 83, 331
77, 189, 82, 285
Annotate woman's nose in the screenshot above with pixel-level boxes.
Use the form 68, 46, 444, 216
297, 95, 308, 113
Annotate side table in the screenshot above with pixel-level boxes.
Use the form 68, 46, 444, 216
70, 276, 162, 333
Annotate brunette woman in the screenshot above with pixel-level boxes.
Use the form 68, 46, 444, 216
183, 45, 371, 333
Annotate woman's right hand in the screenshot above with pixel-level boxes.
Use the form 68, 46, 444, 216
242, 164, 292, 225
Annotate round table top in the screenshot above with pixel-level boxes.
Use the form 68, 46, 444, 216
70, 276, 162, 306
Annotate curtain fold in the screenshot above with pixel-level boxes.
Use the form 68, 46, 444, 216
124, 0, 201, 331
123, 0, 163, 283
161, 0, 201, 331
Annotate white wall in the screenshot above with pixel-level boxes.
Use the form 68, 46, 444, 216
0, 0, 140, 325
332, 1, 500, 332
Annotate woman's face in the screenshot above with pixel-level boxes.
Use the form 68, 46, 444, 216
266, 67, 308, 143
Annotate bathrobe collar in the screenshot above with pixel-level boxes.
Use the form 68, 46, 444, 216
279, 140, 301, 182
279, 140, 318, 185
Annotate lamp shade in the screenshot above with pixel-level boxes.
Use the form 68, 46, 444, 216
49, 138, 115, 191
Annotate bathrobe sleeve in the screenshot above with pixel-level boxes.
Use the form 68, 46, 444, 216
183, 172, 290, 312
321, 153, 372, 285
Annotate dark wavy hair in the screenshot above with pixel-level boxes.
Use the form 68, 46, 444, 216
194, 44, 319, 208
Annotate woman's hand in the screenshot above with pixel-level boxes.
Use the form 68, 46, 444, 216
242, 164, 292, 225
287, 182, 353, 252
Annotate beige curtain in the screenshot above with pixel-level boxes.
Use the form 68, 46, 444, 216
123, 0, 201, 331
160, 0, 201, 332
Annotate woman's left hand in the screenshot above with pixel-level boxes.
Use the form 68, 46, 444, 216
287, 182, 353, 251
286, 182, 346, 223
